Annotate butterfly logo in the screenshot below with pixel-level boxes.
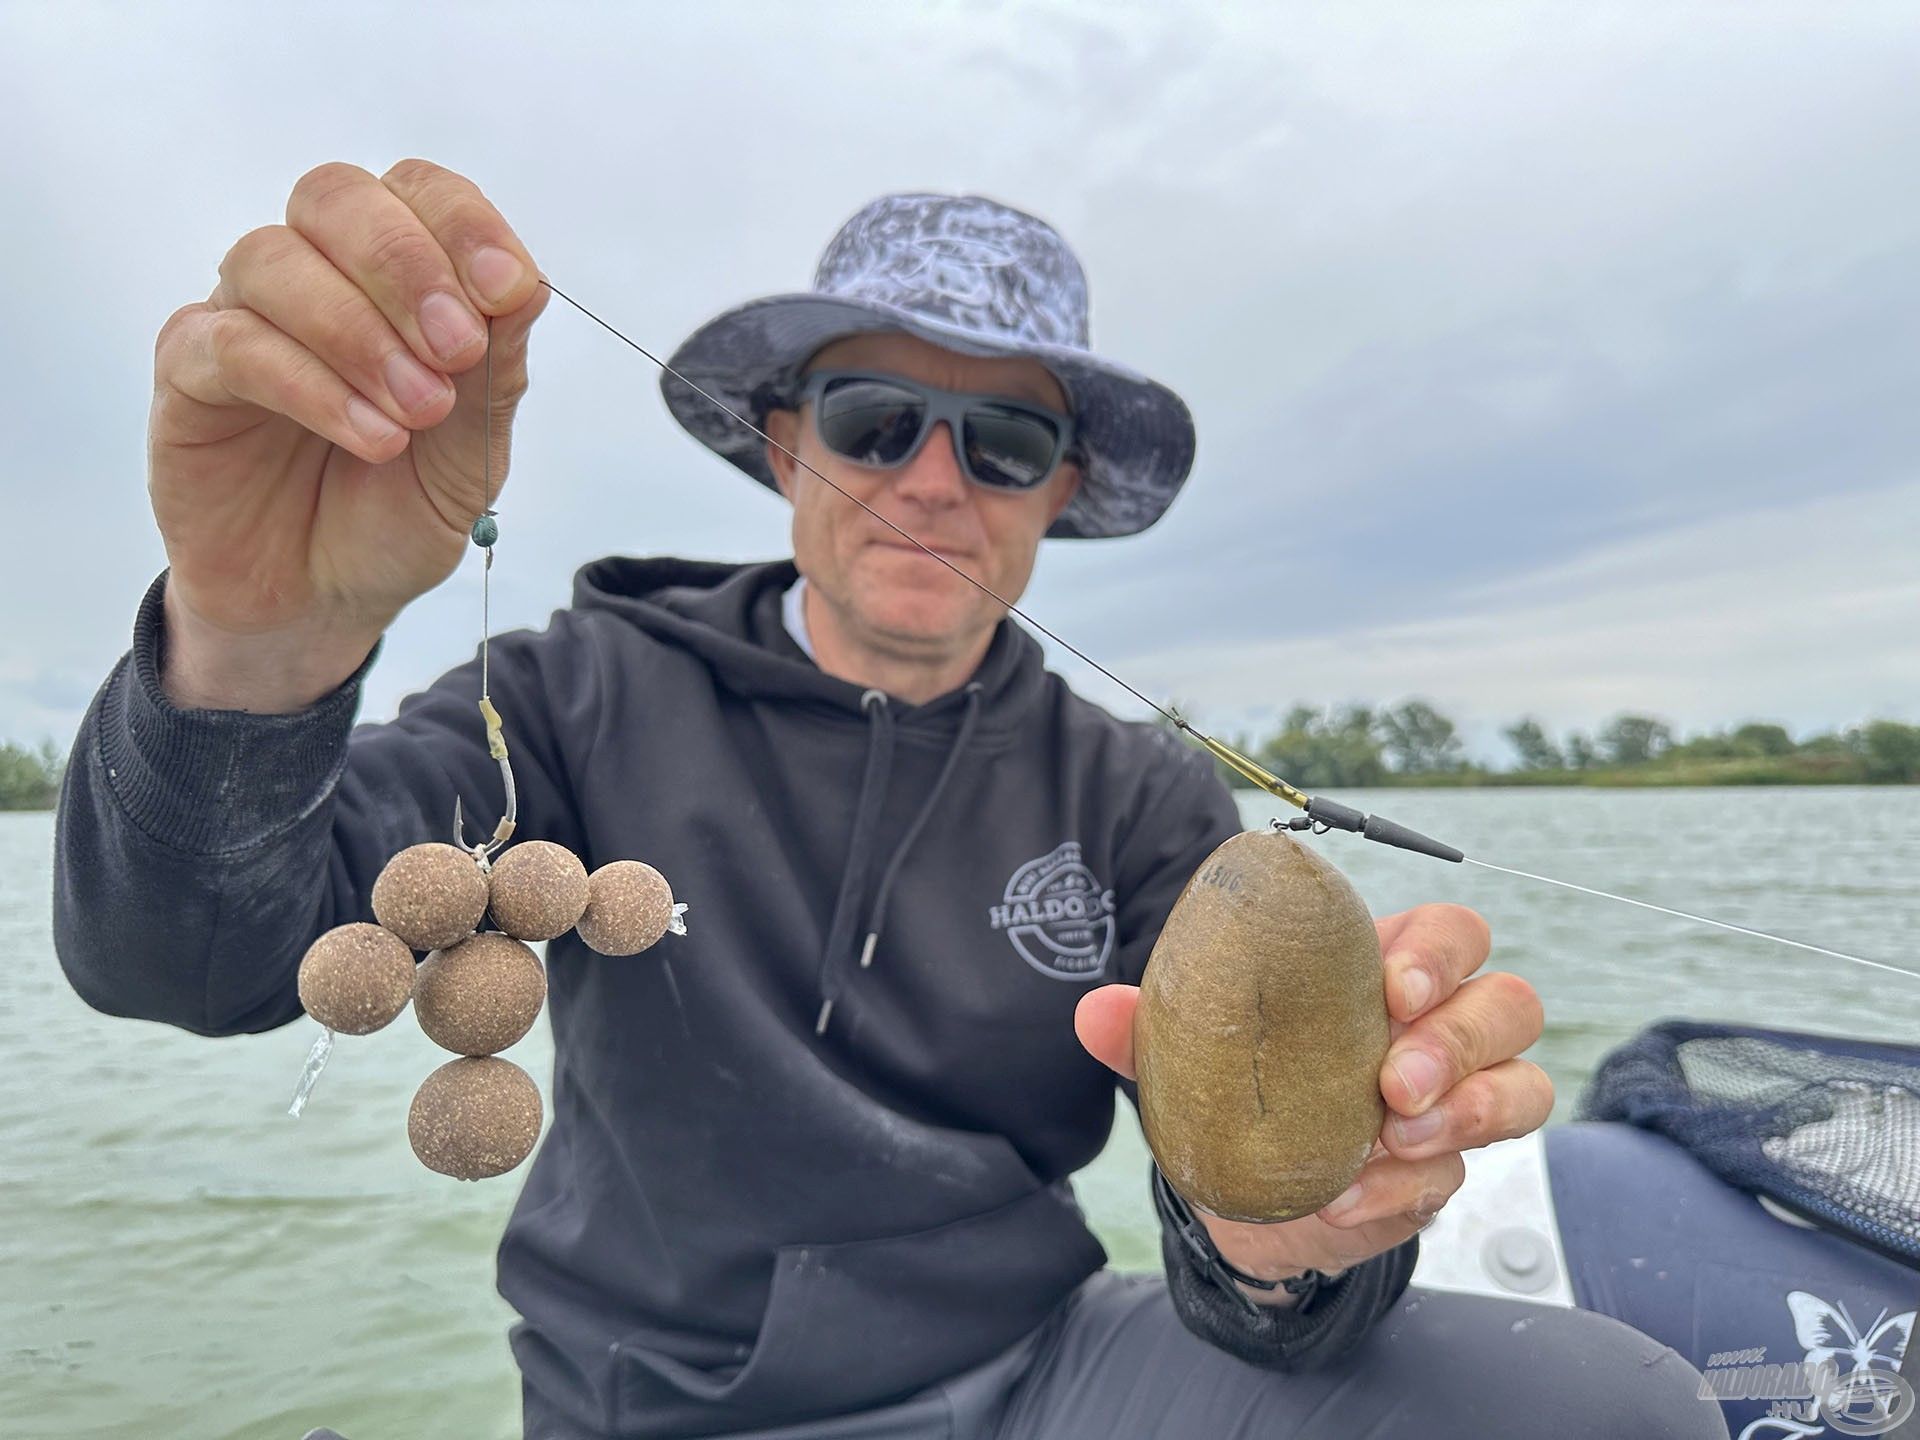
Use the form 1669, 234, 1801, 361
1788, 1291, 1915, 1383
1738, 1292, 1916, 1439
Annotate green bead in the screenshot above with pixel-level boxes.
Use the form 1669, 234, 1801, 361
471, 515, 499, 548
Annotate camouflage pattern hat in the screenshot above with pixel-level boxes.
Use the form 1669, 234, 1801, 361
659, 192, 1198, 540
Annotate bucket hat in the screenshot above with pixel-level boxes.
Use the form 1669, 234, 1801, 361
659, 192, 1197, 539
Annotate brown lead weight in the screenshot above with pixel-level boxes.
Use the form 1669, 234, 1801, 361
296, 922, 417, 1035
413, 931, 547, 1056
1133, 828, 1390, 1224
575, 860, 677, 956
372, 842, 489, 951
407, 1055, 543, 1180
487, 840, 590, 942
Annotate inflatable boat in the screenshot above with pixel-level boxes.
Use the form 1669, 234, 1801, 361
1411, 1019, 1918, 1439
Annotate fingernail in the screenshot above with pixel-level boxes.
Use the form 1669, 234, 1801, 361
418, 290, 485, 362
469, 246, 525, 305
1321, 1181, 1365, 1220
1393, 1109, 1445, 1147
1389, 1048, 1443, 1106
346, 396, 403, 445
384, 351, 448, 414
1399, 965, 1434, 1017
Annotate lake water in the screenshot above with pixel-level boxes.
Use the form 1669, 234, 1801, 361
4, 788, 1915, 1439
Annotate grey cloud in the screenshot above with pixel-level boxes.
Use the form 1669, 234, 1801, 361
1, 2, 1914, 748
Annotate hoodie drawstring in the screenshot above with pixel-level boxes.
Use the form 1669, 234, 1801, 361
859, 682, 984, 971
815, 688, 894, 1035
814, 681, 984, 1038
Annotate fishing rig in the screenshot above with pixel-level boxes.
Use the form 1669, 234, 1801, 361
287, 320, 686, 1128
522, 276, 1916, 990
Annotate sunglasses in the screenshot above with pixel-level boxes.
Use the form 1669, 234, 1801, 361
792, 369, 1078, 492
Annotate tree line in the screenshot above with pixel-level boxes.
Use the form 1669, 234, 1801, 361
1171, 701, 1920, 790
0, 740, 65, 810
4, 704, 1918, 809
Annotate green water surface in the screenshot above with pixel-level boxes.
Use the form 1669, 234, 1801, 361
4, 788, 1914, 1438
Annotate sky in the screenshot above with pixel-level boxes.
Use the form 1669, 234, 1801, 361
3, 2, 1915, 765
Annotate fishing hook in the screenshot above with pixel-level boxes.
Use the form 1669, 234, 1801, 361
452, 696, 517, 869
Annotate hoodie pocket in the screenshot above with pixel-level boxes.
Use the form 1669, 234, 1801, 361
613, 1147, 1108, 1432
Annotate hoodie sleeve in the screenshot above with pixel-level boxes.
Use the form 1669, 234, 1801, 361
53, 569, 583, 1038
1109, 728, 1417, 1371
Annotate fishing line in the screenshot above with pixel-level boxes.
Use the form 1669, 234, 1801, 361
453, 317, 515, 867
540, 279, 1181, 733
530, 278, 1917, 988
1463, 859, 1920, 983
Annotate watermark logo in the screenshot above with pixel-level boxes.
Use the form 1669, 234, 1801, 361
1699, 1290, 1915, 1438
988, 841, 1116, 980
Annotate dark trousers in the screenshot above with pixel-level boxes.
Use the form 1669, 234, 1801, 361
517, 1269, 1732, 1440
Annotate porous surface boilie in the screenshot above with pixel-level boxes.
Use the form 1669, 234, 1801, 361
413, 931, 547, 1056
487, 840, 590, 942
371, 842, 488, 951
407, 1055, 543, 1180
575, 860, 676, 956
296, 922, 417, 1035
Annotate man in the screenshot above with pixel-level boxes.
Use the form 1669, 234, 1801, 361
54, 161, 1726, 1439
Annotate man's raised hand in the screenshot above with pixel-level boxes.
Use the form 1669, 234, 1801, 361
149, 159, 546, 710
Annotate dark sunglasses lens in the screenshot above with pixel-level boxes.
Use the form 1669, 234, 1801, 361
816, 378, 927, 466
963, 406, 1063, 489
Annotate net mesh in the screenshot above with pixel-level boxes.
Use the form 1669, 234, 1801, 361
1577, 1019, 1920, 1269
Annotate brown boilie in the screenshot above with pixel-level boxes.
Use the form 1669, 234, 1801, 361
487, 839, 591, 942
574, 860, 677, 956
371, 842, 488, 951
296, 922, 417, 1036
407, 1055, 543, 1181
413, 931, 547, 1057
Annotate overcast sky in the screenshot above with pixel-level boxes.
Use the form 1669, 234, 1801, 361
3, 3, 1915, 764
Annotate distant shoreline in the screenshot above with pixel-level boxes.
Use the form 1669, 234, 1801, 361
5, 775, 1916, 815
1185, 707, 1920, 792
1224, 763, 1918, 791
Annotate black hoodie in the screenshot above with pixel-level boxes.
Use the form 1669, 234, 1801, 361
54, 556, 1416, 1438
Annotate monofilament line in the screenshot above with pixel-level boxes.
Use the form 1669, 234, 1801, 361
537, 274, 1916, 988
481, 315, 493, 699
1464, 857, 1920, 984
536, 278, 1182, 732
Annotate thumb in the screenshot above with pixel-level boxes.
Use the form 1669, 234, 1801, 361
412, 277, 552, 520
1074, 983, 1140, 1081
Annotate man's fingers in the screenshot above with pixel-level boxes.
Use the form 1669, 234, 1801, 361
213, 226, 456, 435
156, 303, 408, 465
1382, 1057, 1555, 1159
1072, 984, 1138, 1081
380, 158, 543, 314
406, 282, 551, 522
1380, 970, 1543, 1116
1313, 1150, 1465, 1264
1375, 903, 1491, 1023
286, 162, 488, 372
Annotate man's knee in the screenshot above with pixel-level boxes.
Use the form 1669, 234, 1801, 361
1411, 1298, 1728, 1440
